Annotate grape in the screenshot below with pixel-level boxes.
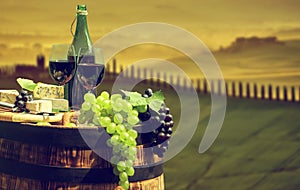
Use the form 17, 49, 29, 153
128, 129, 138, 139
84, 92, 96, 103
119, 180, 129, 190
111, 94, 122, 102
120, 132, 129, 141
119, 172, 128, 182
110, 135, 120, 146
121, 100, 133, 112
99, 116, 111, 127
126, 166, 135, 176
144, 88, 153, 97
128, 146, 137, 156
117, 161, 126, 172
100, 91, 110, 100
165, 120, 174, 128
164, 114, 173, 122
16, 100, 25, 108
16, 95, 23, 101
125, 160, 133, 168
107, 123, 116, 134
96, 95, 105, 105
127, 136, 137, 146
167, 127, 173, 134
129, 110, 139, 117
113, 166, 120, 175
112, 100, 123, 112
106, 139, 113, 147
138, 111, 151, 122
159, 112, 166, 120
102, 99, 111, 109
116, 124, 125, 134
165, 107, 170, 114
142, 94, 149, 98
114, 113, 123, 124
81, 102, 91, 111
20, 89, 28, 96
92, 115, 100, 125
158, 132, 166, 140
92, 104, 101, 113
127, 115, 139, 126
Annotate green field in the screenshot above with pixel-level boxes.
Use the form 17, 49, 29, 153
162, 92, 300, 190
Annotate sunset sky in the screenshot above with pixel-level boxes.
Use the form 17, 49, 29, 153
1, 0, 300, 49
1, 0, 300, 87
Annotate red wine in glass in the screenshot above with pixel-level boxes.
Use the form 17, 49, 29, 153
48, 44, 76, 86
49, 60, 76, 85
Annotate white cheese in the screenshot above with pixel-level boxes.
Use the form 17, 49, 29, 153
26, 100, 52, 113
0, 90, 19, 104
42, 98, 69, 112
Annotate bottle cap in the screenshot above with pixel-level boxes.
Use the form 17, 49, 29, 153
77, 4, 88, 15
77, 4, 87, 11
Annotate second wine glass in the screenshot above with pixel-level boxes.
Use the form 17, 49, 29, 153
76, 47, 105, 93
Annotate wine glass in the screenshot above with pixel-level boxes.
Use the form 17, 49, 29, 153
76, 47, 105, 93
48, 44, 77, 86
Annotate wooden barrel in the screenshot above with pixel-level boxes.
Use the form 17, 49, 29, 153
0, 121, 164, 190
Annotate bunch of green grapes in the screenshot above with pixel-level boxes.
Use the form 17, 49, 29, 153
78, 91, 139, 189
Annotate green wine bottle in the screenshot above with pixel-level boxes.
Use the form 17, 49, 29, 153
67, 4, 93, 108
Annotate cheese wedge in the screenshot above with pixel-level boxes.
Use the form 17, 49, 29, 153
0, 90, 19, 104
33, 83, 64, 99
42, 98, 69, 112
26, 100, 52, 113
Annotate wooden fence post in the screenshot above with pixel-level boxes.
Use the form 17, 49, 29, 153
183, 78, 187, 90
210, 80, 215, 95
124, 67, 128, 78
142, 68, 147, 84
197, 79, 201, 92
177, 75, 181, 88
232, 81, 236, 97
137, 67, 141, 80
246, 83, 250, 98
299, 87, 300, 102
156, 72, 161, 87
268, 85, 272, 100
169, 75, 174, 88
113, 59, 117, 75
283, 86, 288, 101
218, 79, 222, 95
150, 69, 154, 85
163, 73, 167, 88
225, 82, 229, 96
261, 85, 265, 99
130, 65, 135, 79
203, 80, 207, 94
291, 86, 295, 102
276, 86, 280, 101
253, 83, 257, 99
239, 82, 243, 98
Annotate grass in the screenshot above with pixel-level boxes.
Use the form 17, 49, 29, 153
163, 95, 300, 190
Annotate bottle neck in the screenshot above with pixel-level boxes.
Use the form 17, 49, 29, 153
72, 12, 93, 55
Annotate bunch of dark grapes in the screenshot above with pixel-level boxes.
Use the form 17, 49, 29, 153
138, 88, 174, 158
13, 89, 33, 112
